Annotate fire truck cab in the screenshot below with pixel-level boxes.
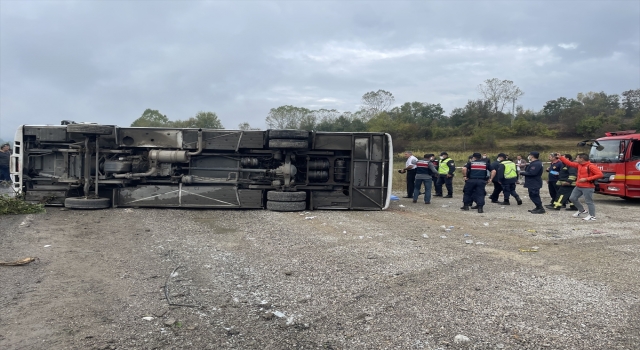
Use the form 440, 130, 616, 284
579, 130, 640, 199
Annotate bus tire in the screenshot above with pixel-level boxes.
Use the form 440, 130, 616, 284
267, 191, 306, 202
266, 200, 306, 212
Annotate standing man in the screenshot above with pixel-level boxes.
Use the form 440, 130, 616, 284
435, 151, 455, 198
495, 153, 522, 205
412, 154, 438, 204
460, 153, 491, 213
0, 143, 11, 182
516, 155, 527, 185
429, 154, 439, 195
546, 153, 563, 206
520, 151, 545, 214
398, 151, 418, 198
488, 154, 503, 203
546, 154, 577, 210
558, 153, 603, 221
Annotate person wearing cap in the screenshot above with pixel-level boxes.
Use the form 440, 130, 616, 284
0, 143, 11, 182
520, 151, 545, 214
435, 151, 455, 198
460, 152, 491, 213
398, 151, 418, 198
412, 153, 438, 204
495, 153, 522, 205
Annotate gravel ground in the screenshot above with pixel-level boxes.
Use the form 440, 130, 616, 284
1, 186, 639, 350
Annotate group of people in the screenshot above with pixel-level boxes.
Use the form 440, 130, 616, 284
400, 150, 604, 221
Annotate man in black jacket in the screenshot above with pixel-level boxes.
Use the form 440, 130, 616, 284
520, 151, 545, 214
0, 143, 11, 182
488, 155, 503, 203
460, 153, 491, 213
495, 153, 523, 205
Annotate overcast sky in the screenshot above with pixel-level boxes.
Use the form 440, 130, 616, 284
1, 0, 639, 141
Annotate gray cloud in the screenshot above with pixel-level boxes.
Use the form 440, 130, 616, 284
1, 1, 638, 141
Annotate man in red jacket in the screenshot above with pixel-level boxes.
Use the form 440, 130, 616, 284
558, 153, 603, 221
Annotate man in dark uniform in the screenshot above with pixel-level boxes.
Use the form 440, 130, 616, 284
429, 154, 439, 194
495, 153, 522, 205
545, 154, 578, 210
488, 155, 503, 203
520, 151, 545, 214
412, 154, 438, 204
546, 153, 563, 206
435, 151, 455, 198
460, 152, 491, 213
0, 143, 12, 182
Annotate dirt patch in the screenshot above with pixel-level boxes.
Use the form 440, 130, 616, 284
1, 187, 639, 349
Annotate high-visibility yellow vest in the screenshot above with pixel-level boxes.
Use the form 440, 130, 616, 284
501, 160, 517, 179
438, 158, 452, 175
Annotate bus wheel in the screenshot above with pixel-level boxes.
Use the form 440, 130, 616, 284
266, 200, 306, 212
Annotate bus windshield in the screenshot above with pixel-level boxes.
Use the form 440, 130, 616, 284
589, 140, 624, 163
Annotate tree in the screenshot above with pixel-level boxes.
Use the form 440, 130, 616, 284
477, 79, 524, 114
542, 97, 581, 123
621, 89, 640, 118
172, 111, 224, 129
359, 90, 395, 120
238, 122, 260, 130
131, 109, 171, 127
577, 91, 620, 117
265, 105, 312, 129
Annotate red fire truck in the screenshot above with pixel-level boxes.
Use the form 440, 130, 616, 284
578, 130, 640, 199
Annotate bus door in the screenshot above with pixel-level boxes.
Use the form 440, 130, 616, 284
625, 139, 640, 198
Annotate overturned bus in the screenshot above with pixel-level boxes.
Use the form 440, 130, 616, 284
10, 122, 392, 211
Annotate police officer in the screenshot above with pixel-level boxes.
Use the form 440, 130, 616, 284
488, 155, 503, 203
495, 153, 522, 205
429, 154, 439, 194
520, 151, 545, 214
460, 153, 491, 213
435, 151, 455, 198
412, 154, 438, 204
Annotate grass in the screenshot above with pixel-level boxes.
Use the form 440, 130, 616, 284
0, 195, 46, 215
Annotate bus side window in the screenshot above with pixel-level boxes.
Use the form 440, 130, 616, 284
630, 141, 640, 160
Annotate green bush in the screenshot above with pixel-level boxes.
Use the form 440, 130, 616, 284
0, 195, 46, 215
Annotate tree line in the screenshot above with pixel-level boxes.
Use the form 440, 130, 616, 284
129, 80, 640, 150
264, 82, 640, 149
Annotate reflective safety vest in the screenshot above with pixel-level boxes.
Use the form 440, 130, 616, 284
501, 160, 517, 179
438, 158, 452, 175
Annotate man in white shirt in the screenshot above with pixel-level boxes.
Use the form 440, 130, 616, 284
398, 151, 418, 198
